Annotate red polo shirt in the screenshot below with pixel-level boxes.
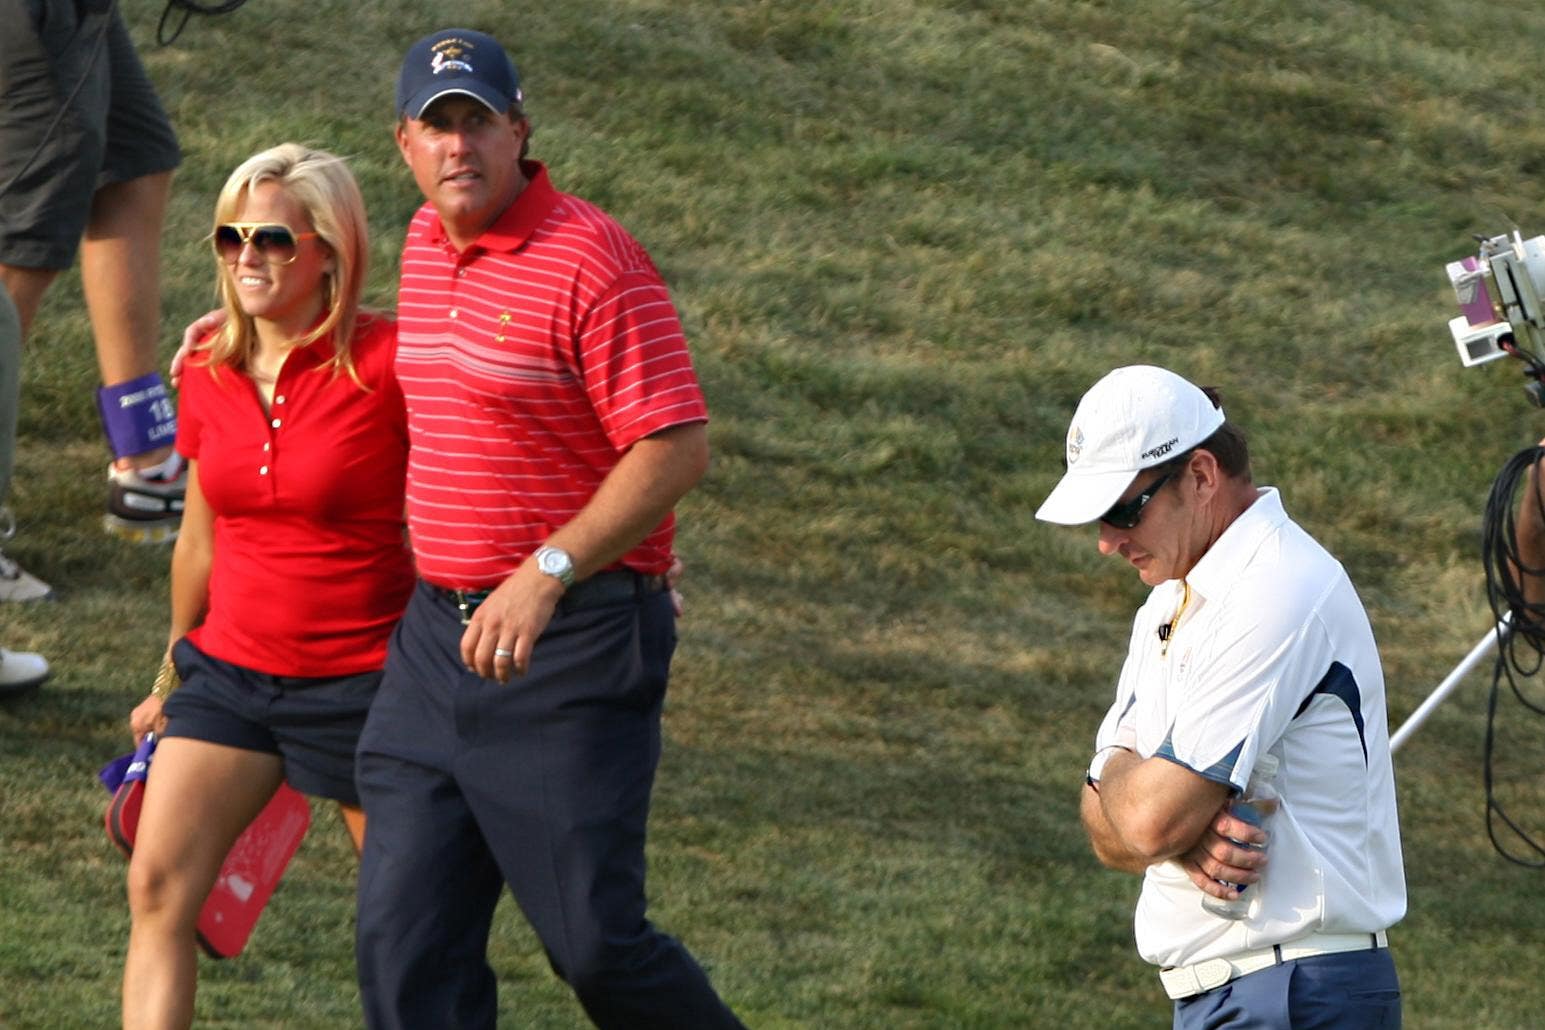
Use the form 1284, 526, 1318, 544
177, 314, 414, 676
396, 161, 708, 588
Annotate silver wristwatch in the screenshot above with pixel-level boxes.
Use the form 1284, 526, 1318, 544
534, 544, 575, 588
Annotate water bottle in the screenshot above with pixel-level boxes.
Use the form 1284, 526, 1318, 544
1201, 753, 1278, 920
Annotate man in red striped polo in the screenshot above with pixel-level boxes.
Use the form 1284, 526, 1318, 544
354, 28, 745, 1030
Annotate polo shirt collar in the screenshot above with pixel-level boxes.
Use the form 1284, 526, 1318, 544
1183, 487, 1287, 602
422, 160, 557, 255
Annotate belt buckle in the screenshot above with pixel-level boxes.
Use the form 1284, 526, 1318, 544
453, 589, 480, 625
1160, 957, 1236, 1000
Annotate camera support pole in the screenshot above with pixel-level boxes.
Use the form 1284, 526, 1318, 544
1391, 612, 1512, 752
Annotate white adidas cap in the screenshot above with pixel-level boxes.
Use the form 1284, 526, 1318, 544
1035, 365, 1224, 525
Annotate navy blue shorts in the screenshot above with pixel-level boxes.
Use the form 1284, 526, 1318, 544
161, 637, 380, 806
0, 0, 181, 270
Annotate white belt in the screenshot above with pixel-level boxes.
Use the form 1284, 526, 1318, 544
1159, 930, 1389, 1001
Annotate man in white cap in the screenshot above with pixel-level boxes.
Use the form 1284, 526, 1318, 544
1038, 365, 1406, 1029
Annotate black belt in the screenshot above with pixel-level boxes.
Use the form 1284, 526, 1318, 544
431, 570, 668, 624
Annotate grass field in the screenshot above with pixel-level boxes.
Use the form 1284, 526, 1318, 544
6, 0, 1545, 1026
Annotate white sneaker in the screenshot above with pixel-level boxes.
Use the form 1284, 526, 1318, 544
0, 509, 51, 602
0, 648, 49, 697
104, 454, 185, 544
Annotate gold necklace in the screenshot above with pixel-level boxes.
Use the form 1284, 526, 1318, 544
1160, 581, 1191, 658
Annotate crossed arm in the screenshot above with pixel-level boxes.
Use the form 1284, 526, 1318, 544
1081, 748, 1269, 899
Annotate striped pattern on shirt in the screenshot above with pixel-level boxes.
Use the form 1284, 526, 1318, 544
397, 162, 707, 588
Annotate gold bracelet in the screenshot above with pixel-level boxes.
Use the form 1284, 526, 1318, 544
150, 655, 180, 700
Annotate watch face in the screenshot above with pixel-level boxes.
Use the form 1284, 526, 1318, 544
538, 546, 573, 582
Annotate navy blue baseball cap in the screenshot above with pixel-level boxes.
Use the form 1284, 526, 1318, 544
396, 28, 523, 119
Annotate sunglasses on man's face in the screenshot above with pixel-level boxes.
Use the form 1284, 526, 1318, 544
212, 222, 319, 265
1100, 466, 1181, 530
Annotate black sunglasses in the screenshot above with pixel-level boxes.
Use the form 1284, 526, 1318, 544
1100, 465, 1181, 529
211, 222, 319, 265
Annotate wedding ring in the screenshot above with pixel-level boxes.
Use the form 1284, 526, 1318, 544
494, 648, 514, 658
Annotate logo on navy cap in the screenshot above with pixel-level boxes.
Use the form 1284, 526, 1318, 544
430, 39, 476, 75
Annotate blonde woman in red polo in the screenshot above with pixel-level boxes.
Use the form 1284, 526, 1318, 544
120, 144, 412, 1030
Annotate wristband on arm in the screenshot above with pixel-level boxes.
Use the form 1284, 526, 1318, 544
97, 373, 177, 460
150, 654, 180, 700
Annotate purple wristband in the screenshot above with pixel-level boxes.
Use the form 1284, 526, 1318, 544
97, 373, 177, 459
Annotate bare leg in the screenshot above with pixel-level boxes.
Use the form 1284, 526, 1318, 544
0, 266, 62, 340
339, 802, 366, 856
79, 171, 175, 470
122, 739, 283, 1030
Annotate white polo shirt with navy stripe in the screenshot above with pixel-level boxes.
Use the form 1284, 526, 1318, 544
1091, 487, 1406, 969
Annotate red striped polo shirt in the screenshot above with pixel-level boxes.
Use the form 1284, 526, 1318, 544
396, 161, 708, 588
177, 314, 415, 676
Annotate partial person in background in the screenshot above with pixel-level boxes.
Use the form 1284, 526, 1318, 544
0, 286, 49, 695
352, 28, 745, 1030
0, 0, 186, 608
1511, 442, 1545, 610
1037, 365, 1405, 1029
120, 143, 412, 1030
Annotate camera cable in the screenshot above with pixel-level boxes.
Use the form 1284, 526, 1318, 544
157, 0, 249, 46
1479, 443, 1545, 867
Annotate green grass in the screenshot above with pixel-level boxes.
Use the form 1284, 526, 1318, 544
6, 0, 1545, 1026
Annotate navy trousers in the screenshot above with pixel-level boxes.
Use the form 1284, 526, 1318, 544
1173, 948, 1401, 1030
355, 581, 744, 1030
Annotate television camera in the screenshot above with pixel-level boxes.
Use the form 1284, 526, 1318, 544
1447, 232, 1545, 404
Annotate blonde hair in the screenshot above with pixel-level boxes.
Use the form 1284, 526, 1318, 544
203, 143, 369, 379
